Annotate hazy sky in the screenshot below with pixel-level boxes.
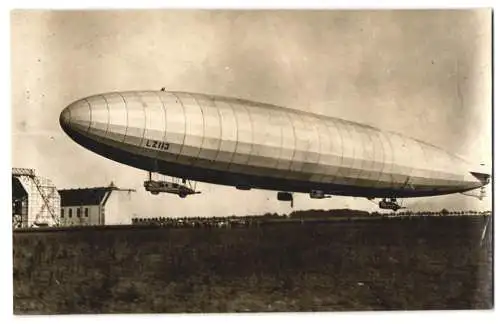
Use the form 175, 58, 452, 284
11, 10, 492, 217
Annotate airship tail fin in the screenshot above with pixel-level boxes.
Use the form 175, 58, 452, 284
461, 186, 488, 201
470, 171, 491, 186
460, 168, 490, 200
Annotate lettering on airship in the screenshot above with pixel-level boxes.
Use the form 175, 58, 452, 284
145, 139, 170, 151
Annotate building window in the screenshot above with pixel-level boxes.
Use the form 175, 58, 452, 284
77, 208, 81, 218
61, 209, 64, 218
85, 208, 89, 217
69, 208, 72, 218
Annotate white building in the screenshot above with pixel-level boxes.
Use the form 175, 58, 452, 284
58, 183, 135, 226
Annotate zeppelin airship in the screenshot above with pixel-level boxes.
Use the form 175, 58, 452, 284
59, 90, 490, 210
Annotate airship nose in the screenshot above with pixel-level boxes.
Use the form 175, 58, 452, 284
59, 99, 92, 136
59, 106, 71, 131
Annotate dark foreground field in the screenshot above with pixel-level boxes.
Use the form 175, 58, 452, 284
13, 216, 493, 314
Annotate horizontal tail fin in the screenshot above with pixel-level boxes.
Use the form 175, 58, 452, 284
470, 172, 491, 186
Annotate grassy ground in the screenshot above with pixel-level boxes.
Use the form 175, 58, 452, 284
12, 216, 493, 314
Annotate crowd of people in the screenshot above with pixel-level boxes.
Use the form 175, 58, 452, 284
131, 216, 260, 228
130, 209, 489, 228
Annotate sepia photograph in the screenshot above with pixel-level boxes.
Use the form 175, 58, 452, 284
10, 8, 492, 315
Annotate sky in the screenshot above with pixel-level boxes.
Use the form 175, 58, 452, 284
10, 9, 492, 217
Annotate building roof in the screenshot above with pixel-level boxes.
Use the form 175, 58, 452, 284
58, 187, 113, 207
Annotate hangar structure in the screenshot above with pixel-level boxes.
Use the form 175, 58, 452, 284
12, 168, 136, 228
12, 168, 60, 228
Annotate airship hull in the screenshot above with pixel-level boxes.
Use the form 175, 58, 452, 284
60, 91, 484, 198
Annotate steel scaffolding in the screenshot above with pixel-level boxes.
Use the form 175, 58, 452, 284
12, 168, 60, 227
